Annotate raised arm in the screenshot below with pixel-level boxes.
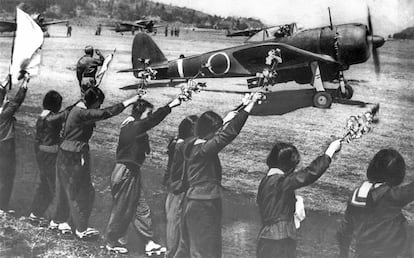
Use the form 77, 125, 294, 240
283, 139, 341, 190
45, 108, 71, 126
94, 49, 105, 65
79, 95, 139, 123
79, 103, 125, 123
0, 76, 29, 120
390, 180, 414, 207
199, 92, 263, 156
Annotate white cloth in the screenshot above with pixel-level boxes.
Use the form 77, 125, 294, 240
10, 8, 44, 84
121, 116, 135, 127
294, 195, 306, 229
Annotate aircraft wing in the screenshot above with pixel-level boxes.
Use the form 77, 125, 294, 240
0, 20, 17, 32
121, 22, 146, 28
42, 20, 68, 26
227, 28, 261, 37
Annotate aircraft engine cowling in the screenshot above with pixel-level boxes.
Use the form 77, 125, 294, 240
335, 24, 371, 66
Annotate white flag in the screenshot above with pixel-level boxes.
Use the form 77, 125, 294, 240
96, 50, 116, 87
9, 8, 44, 84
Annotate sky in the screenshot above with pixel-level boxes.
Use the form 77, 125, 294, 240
155, 0, 414, 35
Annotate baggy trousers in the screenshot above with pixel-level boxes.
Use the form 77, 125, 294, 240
106, 163, 154, 245
165, 192, 185, 258
175, 198, 222, 258
30, 150, 57, 217
256, 238, 296, 258
0, 139, 16, 211
55, 149, 95, 232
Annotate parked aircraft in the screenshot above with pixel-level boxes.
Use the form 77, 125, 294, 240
119, 9, 385, 108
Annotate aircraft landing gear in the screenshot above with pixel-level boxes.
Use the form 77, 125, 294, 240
313, 91, 332, 108
336, 83, 353, 99
337, 71, 353, 99
310, 61, 333, 108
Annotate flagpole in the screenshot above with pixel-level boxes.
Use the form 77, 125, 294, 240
9, 8, 18, 90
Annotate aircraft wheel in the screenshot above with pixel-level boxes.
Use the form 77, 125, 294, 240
337, 84, 354, 99
313, 91, 332, 108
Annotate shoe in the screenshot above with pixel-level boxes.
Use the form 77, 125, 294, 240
75, 228, 99, 240
49, 220, 59, 230
28, 213, 48, 227
105, 244, 128, 254
145, 240, 166, 256
58, 222, 73, 235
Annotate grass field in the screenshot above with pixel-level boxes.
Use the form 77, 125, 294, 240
0, 24, 413, 257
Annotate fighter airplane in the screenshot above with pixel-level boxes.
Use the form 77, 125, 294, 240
109, 19, 162, 34
226, 28, 263, 37
0, 13, 67, 34
119, 9, 385, 109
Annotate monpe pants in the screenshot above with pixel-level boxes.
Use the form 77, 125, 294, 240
106, 163, 154, 245
0, 139, 15, 211
54, 149, 94, 232
165, 192, 185, 258
175, 198, 222, 258
30, 150, 57, 217
256, 238, 296, 258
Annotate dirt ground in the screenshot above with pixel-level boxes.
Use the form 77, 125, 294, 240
0, 24, 413, 257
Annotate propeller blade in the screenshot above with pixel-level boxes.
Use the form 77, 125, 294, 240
367, 6, 381, 78
367, 7, 373, 35
372, 46, 380, 77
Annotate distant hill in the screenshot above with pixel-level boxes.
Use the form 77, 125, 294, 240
0, 0, 264, 30
393, 27, 414, 39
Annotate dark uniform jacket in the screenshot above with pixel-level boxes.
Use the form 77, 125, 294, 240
183, 110, 249, 200
337, 180, 414, 258
76, 54, 104, 85
0, 87, 27, 142
116, 106, 171, 169
35, 109, 70, 152
256, 155, 331, 240
60, 103, 125, 153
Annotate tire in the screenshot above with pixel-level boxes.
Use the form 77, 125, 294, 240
313, 91, 333, 108
337, 84, 354, 99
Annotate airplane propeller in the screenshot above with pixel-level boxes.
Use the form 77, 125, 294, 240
367, 7, 384, 77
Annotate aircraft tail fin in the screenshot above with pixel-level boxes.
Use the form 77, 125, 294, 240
132, 32, 167, 78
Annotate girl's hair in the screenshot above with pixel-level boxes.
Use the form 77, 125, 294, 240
84, 87, 105, 108
178, 115, 198, 139
131, 99, 154, 119
43, 90, 62, 113
195, 111, 223, 138
266, 142, 301, 174
367, 148, 406, 186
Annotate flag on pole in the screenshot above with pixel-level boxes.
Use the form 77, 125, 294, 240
95, 49, 116, 87
9, 8, 44, 84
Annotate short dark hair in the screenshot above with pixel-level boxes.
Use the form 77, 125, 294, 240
178, 115, 198, 139
84, 87, 105, 108
43, 90, 62, 113
266, 142, 300, 173
367, 148, 406, 186
85, 45, 94, 55
195, 111, 223, 138
131, 99, 154, 119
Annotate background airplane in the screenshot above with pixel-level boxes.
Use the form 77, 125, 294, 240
0, 13, 67, 34
226, 28, 263, 37
108, 19, 162, 34
119, 9, 384, 109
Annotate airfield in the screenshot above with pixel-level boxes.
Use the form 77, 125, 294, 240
0, 25, 413, 257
